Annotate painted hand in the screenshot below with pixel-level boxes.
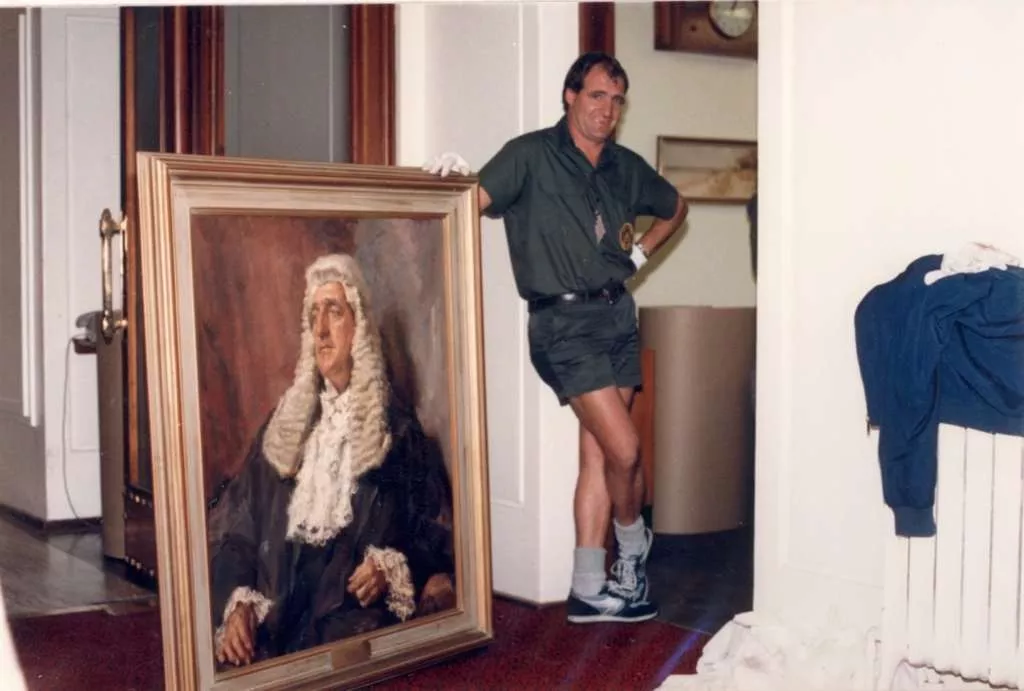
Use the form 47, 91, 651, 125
347, 556, 387, 607
422, 152, 471, 177
416, 573, 456, 616
215, 602, 257, 667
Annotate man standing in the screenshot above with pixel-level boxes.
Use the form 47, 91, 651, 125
426, 52, 688, 623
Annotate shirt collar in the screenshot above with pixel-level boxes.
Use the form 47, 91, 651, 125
553, 116, 619, 171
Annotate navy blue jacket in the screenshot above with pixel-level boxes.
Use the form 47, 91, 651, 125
854, 255, 1024, 537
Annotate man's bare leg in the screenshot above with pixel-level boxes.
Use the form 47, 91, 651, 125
575, 423, 612, 547
570, 386, 641, 526
570, 419, 615, 598
569, 385, 652, 606
574, 386, 640, 547
565, 382, 656, 620
568, 385, 638, 599
613, 386, 645, 523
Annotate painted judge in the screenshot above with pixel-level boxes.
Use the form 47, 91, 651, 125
208, 253, 456, 667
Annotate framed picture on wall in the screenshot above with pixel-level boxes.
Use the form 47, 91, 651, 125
135, 152, 493, 690
656, 136, 757, 204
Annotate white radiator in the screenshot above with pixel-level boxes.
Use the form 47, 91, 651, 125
880, 424, 1024, 689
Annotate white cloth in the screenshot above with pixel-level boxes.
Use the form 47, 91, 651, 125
887, 663, 1000, 689
656, 612, 997, 691
0, 580, 27, 691
422, 152, 471, 177
655, 612, 878, 691
923, 242, 1021, 285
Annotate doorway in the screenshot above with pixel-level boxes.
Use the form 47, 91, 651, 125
0, 5, 396, 619
111, 4, 396, 588
580, 1, 758, 636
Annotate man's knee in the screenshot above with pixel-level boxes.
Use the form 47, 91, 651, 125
604, 430, 640, 473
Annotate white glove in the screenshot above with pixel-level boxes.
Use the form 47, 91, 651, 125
631, 243, 648, 270
422, 152, 471, 177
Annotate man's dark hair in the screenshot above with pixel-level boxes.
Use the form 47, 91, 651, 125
562, 51, 629, 112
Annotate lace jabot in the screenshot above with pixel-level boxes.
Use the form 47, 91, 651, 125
285, 382, 357, 546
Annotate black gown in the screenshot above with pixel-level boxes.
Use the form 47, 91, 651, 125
206, 401, 455, 662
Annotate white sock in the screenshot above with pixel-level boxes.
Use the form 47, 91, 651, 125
571, 547, 606, 597
614, 517, 647, 558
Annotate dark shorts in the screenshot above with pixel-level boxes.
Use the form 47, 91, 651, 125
527, 290, 641, 405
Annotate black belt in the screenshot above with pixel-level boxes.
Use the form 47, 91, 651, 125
527, 282, 626, 313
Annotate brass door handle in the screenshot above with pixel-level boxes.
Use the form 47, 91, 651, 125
99, 208, 127, 342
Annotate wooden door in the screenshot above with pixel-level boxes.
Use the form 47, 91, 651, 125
117, 4, 396, 583
119, 6, 224, 581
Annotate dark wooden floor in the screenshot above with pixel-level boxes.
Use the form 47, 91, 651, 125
0, 510, 751, 631
10, 595, 710, 691
0, 516, 156, 619
1, 511, 749, 690
649, 525, 754, 634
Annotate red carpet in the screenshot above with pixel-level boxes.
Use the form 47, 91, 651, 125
10, 598, 707, 690
373, 599, 709, 690
10, 607, 163, 691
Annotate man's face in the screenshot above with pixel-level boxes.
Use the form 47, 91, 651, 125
309, 281, 356, 391
564, 65, 626, 146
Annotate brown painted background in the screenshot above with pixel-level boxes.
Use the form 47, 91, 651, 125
190, 213, 450, 502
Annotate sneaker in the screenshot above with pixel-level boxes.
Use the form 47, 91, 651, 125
566, 585, 658, 624
608, 526, 653, 603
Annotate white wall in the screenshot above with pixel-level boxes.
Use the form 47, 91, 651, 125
755, 0, 1024, 636
0, 8, 45, 519
615, 2, 758, 308
0, 8, 114, 523
397, 2, 580, 603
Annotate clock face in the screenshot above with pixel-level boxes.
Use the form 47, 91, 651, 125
708, 1, 757, 39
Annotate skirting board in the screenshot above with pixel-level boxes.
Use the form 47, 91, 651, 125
0, 503, 102, 536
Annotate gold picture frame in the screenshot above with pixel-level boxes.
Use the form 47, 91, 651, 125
656, 135, 757, 204
136, 153, 493, 690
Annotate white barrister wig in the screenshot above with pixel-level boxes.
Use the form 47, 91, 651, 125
261, 253, 392, 479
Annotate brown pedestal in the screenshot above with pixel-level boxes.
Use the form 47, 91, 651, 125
640, 306, 756, 535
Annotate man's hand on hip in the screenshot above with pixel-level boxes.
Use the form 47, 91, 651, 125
423, 152, 471, 177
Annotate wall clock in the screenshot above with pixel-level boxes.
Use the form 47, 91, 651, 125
709, 1, 757, 39
654, 1, 758, 59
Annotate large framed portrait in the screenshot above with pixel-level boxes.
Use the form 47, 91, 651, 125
135, 153, 493, 690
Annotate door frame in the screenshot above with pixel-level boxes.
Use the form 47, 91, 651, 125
579, 2, 615, 54
117, 4, 397, 581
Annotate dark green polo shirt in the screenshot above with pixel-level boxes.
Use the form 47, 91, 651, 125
478, 116, 679, 300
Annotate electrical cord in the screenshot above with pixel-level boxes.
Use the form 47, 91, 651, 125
61, 335, 82, 520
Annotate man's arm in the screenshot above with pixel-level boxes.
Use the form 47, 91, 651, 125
478, 186, 492, 215
631, 154, 689, 265
424, 147, 521, 217
637, 194, 688, 258
208, 445, 273, 666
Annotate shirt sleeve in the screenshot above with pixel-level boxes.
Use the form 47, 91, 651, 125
633, 158, 680, 220
478, 139, 529, 216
